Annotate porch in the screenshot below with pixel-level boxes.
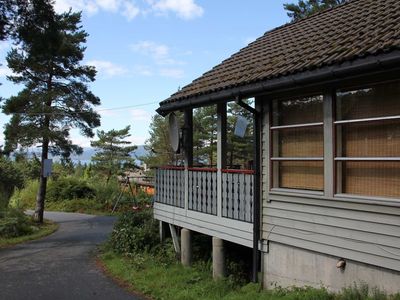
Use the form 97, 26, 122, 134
154, 166, 255, 247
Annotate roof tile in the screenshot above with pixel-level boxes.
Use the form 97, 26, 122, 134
159, 0, 400, 106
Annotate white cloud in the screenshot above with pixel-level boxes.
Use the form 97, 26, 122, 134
133, 65, 153, 76
54, 0, 140, 21
149, 0, 203, 20
129, 135, 147, 145
130, 109, 152, 122
0, 65, 12, 77
159, 68, 184, 79
131, 41, 169, 61
130, 40, 185, 67
0, 41, 11, 52
54, 0, 203, 21
87, 60, 128, 78
122, 1, 140, 20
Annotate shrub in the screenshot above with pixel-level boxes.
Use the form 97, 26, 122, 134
0, 208, 33, 238
0, 158, 24, 208
47, 177, 95, 202
9, 179, 39, 209
109, 209, 159, 254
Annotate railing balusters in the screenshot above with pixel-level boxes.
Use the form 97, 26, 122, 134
155, 168, 253, 222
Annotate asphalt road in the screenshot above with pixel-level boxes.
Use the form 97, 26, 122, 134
0, 211, 142, 300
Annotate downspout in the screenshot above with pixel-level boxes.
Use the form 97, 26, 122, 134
236, 97, 261, 283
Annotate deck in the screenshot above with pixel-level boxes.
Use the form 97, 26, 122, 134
153, 166, 255, 247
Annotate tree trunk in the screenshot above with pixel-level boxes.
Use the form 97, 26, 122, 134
34, 130, 50, 223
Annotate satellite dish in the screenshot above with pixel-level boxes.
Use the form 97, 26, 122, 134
168, 113, 180, 153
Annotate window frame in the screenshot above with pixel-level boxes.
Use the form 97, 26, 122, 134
333, 83, 400, 199
269, 96, 325, 193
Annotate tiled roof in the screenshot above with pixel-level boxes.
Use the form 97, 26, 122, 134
160, 0, 400, 106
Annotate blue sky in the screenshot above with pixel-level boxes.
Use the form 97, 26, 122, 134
0, 0, 291, 148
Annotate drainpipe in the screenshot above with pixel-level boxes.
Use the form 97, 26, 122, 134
236, 97, 261, 283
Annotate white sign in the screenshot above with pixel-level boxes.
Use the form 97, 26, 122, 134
234, 116, 249, 138
43, 159, 53, 177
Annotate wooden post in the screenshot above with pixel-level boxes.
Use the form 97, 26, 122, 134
184, 109, 193, 212
217, 103, 227, 218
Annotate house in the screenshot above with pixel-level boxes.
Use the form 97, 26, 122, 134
153, 0, 400, 293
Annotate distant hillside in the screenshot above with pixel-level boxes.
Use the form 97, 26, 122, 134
70, 145, 147, 164
25, 145, 148, 165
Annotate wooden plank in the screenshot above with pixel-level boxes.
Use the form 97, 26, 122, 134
245, 174, 253, 222
239, 174, 245, 221
169, 223, 181, 255
263, 208, 400, 237
323, 92, 334, 197
267, 191, 400, 212
154, 208, 253, 248
263, 218, 400, 249
212, 172, 218, 215
233, 173, 239, 219
156, 213, 252, 248
264, 226, 400, 260
188, 171, 193, 210
206, 171, 211, 214
222, 173, 227, 217
154, 202, 253, 232
266, 200, 400, 226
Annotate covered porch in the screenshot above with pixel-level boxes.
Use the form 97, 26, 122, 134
153, 100, 262, 251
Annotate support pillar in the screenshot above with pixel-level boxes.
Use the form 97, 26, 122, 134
181, 228, 192, 267
212, 237, 225, 279
159, 221, 165, 243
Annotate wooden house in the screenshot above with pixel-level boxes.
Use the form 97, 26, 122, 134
153, 0, 400, 293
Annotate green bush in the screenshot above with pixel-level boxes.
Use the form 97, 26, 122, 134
0, 209, 33, 238
109, 209, 159, 254
9, 179, 39, 209
47, 177, 95, 202
0, 157, 24, 208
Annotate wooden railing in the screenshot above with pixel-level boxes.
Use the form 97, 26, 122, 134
155, 166, 254, 223
188, 168, 217, 215
222, 169, 254, 223
155, 167, 185, 208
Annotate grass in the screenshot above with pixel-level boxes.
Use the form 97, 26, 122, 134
0, 219, 58, 248
99, 249, 400, 300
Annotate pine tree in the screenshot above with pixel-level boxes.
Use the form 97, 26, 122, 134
284, 0, 346, 21
91, 126, 137, 182
142, 113, 182, 168
2, 0, 101, 222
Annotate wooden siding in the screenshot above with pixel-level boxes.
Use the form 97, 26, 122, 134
154, 202, 253, 247
262, 101, 400, 272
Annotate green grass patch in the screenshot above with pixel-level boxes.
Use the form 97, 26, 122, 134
99, 249, 400, 300
0, 219, 58, 248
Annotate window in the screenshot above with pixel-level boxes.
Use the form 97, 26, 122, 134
271, 95, 324, 191
335, 81, 400, 198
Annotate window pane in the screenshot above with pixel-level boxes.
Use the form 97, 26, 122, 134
338, 162, 400, 198
337, 121, 400, 157
337, 82, 400, 120
273, 95, 323, 126
274, 127, 324, 157
274, 161, 324, 191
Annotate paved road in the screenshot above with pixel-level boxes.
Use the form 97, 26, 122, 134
0, 211, 142, 300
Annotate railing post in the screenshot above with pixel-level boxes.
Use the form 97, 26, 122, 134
184, 109, 193, 212
217, 103, 227, 218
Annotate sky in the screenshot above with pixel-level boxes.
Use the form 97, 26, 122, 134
0, 0, 291, 148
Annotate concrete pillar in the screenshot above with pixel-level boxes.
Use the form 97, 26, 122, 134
213, 237, 225, 279
181, 228, 192, 267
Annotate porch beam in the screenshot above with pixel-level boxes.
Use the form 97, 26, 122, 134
217, 103, 227, 218
184, 108, 193, 212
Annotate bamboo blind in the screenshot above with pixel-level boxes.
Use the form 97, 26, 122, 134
341, 162, 400, 198
337, 81, 400, 198
278, 161, 324, 191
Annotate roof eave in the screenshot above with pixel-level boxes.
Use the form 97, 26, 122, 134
156, 50, 400, 116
